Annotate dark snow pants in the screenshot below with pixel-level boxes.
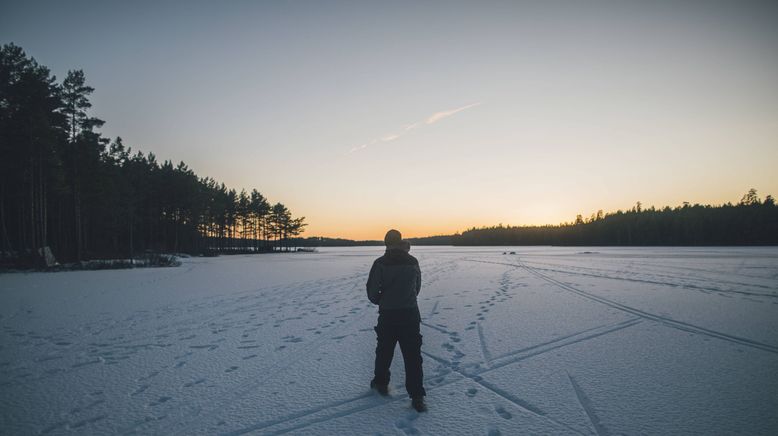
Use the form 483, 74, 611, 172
372, 315, 426, 398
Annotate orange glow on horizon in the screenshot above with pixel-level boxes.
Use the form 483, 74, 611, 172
296, 188, 776, 240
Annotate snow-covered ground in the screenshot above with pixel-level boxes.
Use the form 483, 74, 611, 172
1, 246, 777, 435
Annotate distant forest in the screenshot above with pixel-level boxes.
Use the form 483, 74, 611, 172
1, 43, 305, 266
452, 191, 777, 246
285, 191, 777, 248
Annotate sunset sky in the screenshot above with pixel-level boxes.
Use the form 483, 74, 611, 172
2, 1, 777, 239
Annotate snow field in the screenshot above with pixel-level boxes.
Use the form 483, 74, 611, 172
1, 247, 777, 435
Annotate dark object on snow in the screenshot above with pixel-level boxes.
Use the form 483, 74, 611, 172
0, 247, 59, 269
370, 379, 389, 396
412, 396, 428, 413
37, 246, 58, 267
510, 251, 516, 255
367, 230, 427, 401
60, 253, 180, 271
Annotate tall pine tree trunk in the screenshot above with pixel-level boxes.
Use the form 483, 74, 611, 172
0, 185, 10, 252
74, 188, 82, 261
129, 213, 134, 260
29, 156, 39, 251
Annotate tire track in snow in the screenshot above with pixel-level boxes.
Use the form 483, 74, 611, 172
225, 258, 463, 434
225, 295, 640, 435
521, 260, 778, 299
427, 300, 440, 318
421, 351, 587, 435
485, 318, 643, 372
225, 359, 460, 435
473, 377, 586, 436
523, 256, 776, 287
226, 317, 615, 434
248, 374, 583, 436
420, 321, 449, 335
467, 259, 778, 354
197, 256, 635, 435
477, 322, 492, 367
567, 372, 610, 436
222, 392, 376, 435
635, 257, 778, 281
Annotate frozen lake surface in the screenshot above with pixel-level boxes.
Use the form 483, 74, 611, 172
1, 246, 778, 435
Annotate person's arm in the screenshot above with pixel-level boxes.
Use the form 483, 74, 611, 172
415, 263, 421, 296
366, 261, 382, 304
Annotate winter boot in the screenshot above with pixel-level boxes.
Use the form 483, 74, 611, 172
411, 396, 428, 412
370, 380, 389, 396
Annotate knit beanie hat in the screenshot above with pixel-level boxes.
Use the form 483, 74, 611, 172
384, 229, 403, 248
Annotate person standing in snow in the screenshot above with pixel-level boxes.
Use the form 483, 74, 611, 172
366, 229, 427, 412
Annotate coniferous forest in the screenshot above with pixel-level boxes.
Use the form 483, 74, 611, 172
1, 44, 306, 267
286, 192, 777, 248
452, 191, 778, 246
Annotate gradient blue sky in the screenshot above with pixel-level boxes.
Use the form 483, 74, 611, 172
2, 1, 777, 239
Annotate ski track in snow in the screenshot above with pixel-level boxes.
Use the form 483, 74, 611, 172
520, 259, 778, 298
567, 372, 608, 436
465, 258, 778, 354
1, 247, 778, 435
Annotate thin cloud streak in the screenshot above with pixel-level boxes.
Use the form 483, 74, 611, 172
403, 122, 421, 131
426, 102, 481, 124
347, 102, 482, 154
349, 139, 377, 153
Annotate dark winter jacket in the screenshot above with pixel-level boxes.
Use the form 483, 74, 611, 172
366, 248, 422, 316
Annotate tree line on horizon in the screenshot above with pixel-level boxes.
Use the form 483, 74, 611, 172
451, 190, 777, 246
284, 191, 777, 248
0, 43, 305, 266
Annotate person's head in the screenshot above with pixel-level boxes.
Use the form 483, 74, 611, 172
384, 229, 404, 250
403, 240, 411, 252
